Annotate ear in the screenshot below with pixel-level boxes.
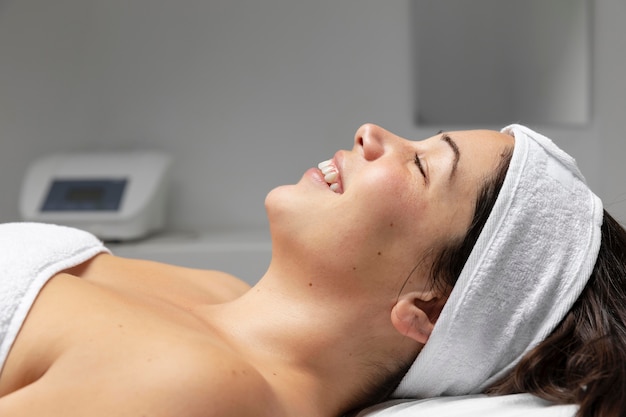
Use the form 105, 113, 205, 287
390, 291, 445, 344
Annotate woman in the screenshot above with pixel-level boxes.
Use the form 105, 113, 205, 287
0, 123, 621, 416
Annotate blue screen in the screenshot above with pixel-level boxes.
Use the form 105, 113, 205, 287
41, 179, 127, 211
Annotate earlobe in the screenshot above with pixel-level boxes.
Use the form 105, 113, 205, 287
391, 292, 444, 344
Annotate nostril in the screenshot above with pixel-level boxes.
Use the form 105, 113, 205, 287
354, 123, 385, 160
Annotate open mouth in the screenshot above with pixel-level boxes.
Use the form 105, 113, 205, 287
318, 159, 342, 193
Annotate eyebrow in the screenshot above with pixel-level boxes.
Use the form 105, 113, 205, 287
440, 132, 460, 180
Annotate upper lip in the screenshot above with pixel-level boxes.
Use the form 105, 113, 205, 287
331, 151, 345, 193
333, 151, 344, 177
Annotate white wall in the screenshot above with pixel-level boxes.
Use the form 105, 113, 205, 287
414, 0, 590, 126
1, 0, 625, 233
595, 0, 626, 223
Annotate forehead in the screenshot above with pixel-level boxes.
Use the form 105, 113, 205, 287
445, 129, 513, 174
421, 129, 514, 194
446, 129, 514, 151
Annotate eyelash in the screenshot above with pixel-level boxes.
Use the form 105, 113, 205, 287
414, 153, 428, 181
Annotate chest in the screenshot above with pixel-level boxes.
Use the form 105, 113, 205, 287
0, 272, 232, 396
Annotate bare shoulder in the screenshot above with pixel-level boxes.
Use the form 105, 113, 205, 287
0, 339, 283, 417
177, 352, 284, 417
135, 348, 283, 417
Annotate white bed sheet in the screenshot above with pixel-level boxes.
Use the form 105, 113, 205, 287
356, 394, 578, 417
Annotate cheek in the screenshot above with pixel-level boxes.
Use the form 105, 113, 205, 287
377, 175, 428, 226
358, 165, 423, 205
356, 176, 431, 246
436, 185, 478, 239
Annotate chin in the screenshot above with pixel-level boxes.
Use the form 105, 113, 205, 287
264, 184, 301, 230
265, 186, 320, 247
264, 184, 291, 212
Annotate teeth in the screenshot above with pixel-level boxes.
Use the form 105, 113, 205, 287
324, 171, 338, 183
318, 159, 334, 170
317, 159, 341, 193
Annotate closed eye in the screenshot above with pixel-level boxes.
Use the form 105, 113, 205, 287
414, 153, 429, 185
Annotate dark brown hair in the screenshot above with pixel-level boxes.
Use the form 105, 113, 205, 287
486, 210, 626, 417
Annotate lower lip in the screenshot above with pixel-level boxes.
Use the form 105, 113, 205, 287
305, 167, 332, 189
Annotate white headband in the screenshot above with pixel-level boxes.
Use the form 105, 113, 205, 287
393, 124, 603, 398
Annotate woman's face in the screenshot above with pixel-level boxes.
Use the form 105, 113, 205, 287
265, 124, 514, 295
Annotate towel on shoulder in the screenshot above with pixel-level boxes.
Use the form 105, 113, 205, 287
0, 222, 110, 372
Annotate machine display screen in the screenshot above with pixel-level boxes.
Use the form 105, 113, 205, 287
41, 179, 127, 211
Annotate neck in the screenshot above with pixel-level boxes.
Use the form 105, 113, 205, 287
202, 268, 418, 415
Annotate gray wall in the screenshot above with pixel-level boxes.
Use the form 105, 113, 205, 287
1, 0, 625, 233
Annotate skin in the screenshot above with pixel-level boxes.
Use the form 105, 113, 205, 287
0, 124, 513, 417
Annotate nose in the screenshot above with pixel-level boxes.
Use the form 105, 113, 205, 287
354, 123, 397, 161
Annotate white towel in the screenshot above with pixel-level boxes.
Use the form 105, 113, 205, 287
393, 124, 603, 398
357, 393, 577, 417
0, 222, 110, 373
